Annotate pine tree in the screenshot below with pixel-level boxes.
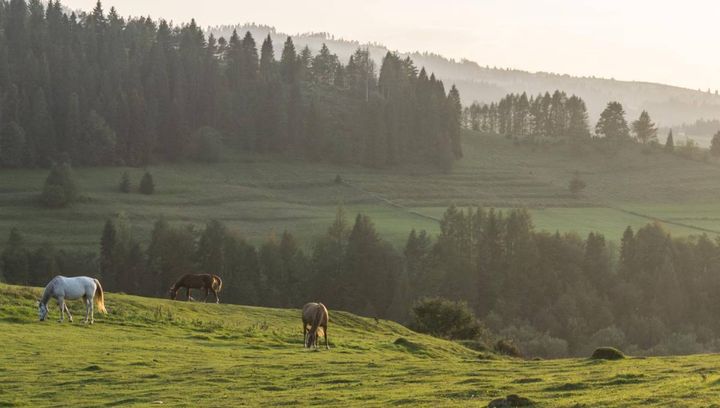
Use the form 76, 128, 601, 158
279, 36, 298, 83
139, 171, 155, 195
28, 87, 56, 166
0, 122, 26, 167
595, 102, 630, 143
566, 95, 591, 142
99, 219, 117, 284
710, 131, 720, 157
41, 162, 79, 208
447, 85, 463, 159
665, 130, 675, 152
1, 228, 29, 285
632, 110, 658, 144
119, 171, 131, 193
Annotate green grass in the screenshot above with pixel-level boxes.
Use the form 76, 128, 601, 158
2, 283, 720, 407
3, 132, 720, 251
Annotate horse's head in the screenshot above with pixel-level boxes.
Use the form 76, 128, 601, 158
169, 287, 177, 300
306, 331, 317, 348
38, 301, 48, 321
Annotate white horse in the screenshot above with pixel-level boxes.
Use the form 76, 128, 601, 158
38, 276, 107, 324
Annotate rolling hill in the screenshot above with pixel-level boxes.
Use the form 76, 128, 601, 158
2, 283, 720, 407
209, 24, 720, 129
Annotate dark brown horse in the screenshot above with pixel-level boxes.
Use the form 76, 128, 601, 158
302, 302, 329, 349
169, 274, 223, 303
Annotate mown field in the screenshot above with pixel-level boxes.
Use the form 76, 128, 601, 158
2, 132, 720, 251
1, 283, 720, 407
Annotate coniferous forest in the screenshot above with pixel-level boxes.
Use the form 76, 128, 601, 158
0, 0, 462, 169
5, 207, 720, 358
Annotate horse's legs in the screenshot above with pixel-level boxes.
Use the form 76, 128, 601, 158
324, 324, 329, 349
212, 288, 219, 304
64, 302, 73, 323
89, 297, 95, 325
186, 287, 191, 301
57, 297, 65, 322
203, 287, 209, 302
83, 296, 90, 324
303, 324, 307, 348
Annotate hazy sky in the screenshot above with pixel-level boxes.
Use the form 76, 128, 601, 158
61, 0, 719, 91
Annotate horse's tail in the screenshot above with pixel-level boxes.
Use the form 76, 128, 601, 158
213, 275, 223, 292
94, 279, 108, 314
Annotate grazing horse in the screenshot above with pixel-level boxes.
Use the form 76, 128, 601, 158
38, 276, 107, 324
169, 274, 222, 303
302, 302, 329, 349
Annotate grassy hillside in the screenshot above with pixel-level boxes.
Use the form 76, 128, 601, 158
2, 283, 720, 407
2, 132, 720, 251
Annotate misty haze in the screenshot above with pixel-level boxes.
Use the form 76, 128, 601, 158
1, 1, 720, 406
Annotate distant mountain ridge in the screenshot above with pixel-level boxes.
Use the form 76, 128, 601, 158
209, 24, 720, 128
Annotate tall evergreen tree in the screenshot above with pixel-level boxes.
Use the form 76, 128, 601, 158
665, 130, 675, 152
595, 102, 630, 143
632, 110, 658, 144
1, 228, 29, 285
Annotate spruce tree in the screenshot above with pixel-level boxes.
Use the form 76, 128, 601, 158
41, 162, 79, 208
1, 228, 29, 285
710, 131, 720, 157
0, 122, 26, 167
595, 102, 630, 143
632, 110, 658, 144
139, 172, 155, 195
665, 130, 675, 152
447, 85, 463, 159
119, 171, 131, 193
280, 36, 298, 83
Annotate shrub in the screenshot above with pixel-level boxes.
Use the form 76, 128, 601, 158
119, 172, 131, 193
41, 162, 79, 208
139, 172, 155, 195
495, 339, 523, 358
590, 346, 625, 360
409, 297, 482, 340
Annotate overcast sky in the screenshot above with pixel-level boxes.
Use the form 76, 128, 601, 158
61, 0, 719, 91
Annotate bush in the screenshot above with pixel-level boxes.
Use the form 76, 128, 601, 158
41, 162, 79, 208
119, 172, 131, 193
41, 185, 67, 208
139, 172, 155, 195
409, 297, 482, 340
495, 339, 523, 358
590, 346, 625, 360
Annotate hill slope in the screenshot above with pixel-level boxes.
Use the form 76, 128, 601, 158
3, 132, 720, 252
2, 283, 720, 407
209, 24, 720, 127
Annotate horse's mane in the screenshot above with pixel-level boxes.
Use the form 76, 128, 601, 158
40, 277, 59, 305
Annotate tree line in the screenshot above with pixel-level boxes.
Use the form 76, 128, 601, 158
4, 206, 720, 358
0, 1, 462, 170
463, 91, 668, 147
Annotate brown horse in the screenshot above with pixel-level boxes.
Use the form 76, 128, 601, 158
169, 274, 223, 303
302, 302, 329, 349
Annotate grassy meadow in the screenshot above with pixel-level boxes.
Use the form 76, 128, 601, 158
2, 131, 720, 252
2, 283, 720, 407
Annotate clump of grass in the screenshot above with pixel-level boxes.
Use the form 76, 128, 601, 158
488, 394, 534, 407
591, 346, 625, 360
394, 337, 424, 353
